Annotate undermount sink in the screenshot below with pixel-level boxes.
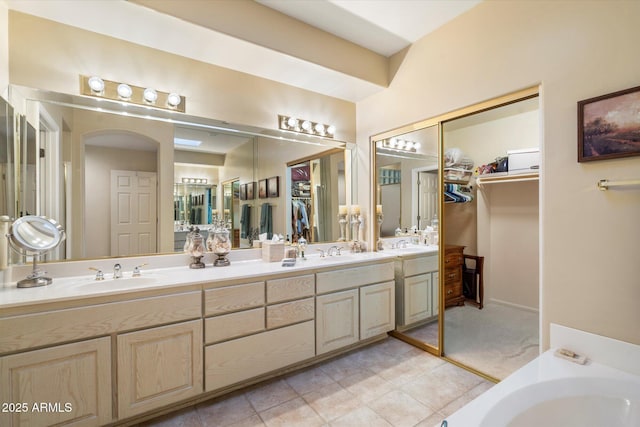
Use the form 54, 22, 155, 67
60, 273, 164, 290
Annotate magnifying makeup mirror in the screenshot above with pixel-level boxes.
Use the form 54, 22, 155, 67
7, 215, 66, 288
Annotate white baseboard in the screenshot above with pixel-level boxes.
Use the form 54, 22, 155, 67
488, 298, 539, 313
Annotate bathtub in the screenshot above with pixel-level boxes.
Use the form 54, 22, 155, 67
479, 376, 640, 426
444, 326, 640, 427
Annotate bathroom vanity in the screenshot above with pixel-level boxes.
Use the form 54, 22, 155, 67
0, 252, 396, 426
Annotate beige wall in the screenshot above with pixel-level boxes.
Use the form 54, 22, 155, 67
0, 1, 8, 96
358, 1, 640, 348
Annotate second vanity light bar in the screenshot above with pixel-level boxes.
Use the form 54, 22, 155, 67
80, 75, 186, 113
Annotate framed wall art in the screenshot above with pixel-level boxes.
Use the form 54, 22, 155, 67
267, 176, 280, 198
246, 181, 255, 200
239, 183, 247, 201
578, 85, 640, 162
258, 179, 267, 199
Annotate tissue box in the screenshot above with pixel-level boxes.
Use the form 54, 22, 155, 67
262, 241, 284, 262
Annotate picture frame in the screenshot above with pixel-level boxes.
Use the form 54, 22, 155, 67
258, 179, 268, 199
239, 183, 247, 201
578, 85, 640, 162
267, 176, 279, 198
246, 181, 255, 200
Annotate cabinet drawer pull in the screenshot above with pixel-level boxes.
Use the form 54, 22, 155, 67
448, 273, 455, 279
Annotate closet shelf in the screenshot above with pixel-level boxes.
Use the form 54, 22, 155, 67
476, 171, 539, 187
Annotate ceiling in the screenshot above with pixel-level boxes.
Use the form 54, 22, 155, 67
7, 0, 482, 102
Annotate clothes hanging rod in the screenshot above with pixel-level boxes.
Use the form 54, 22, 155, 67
597, 179, 640, 191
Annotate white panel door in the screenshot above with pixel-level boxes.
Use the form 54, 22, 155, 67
110, 170, 157, 256
418, 171, 438, 229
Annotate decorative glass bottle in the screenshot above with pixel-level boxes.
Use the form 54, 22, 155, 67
208, 221, 231, 267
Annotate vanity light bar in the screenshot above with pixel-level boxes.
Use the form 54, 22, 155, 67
380, 137, 421, 153
80, 75, 186, 113
278, 115, 335, 138
181, 177, 208, 184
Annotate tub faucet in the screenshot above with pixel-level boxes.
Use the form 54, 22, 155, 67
113, 263, 122, 279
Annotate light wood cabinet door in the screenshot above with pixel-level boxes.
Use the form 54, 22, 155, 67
0, 337, 112, 427
361, 281, 395, 339
316, 289, 359, 354
117, 320, 203, 419
404, 274, 432, 325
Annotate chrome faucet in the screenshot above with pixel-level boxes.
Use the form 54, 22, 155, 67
396, 239, 408, 249
316, 249, 326, 258
327, 245, 340, 256
113, 263, 122, 279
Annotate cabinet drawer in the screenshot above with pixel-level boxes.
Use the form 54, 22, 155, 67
266, 274, 314, 303
316, 261, 394, 294
0, 291, 201, 353
204, 321, 314, 391
267, 298, 314, 329
444, 267, 461, 284
404, 255, 438, 276
205, 308, 265, 344
204, 282, 265, 316
445, 282, 462, 300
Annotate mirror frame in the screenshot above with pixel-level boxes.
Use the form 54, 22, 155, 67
370, 117, 443, 356
7, 85, 356, 264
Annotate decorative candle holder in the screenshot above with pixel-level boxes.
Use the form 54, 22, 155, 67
377, 213, 384, 250
338, 213, 348, 241
188, 227, 205, 269
350, 214, 361, 244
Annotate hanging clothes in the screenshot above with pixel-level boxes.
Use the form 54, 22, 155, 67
291, 199, 310, 239
260, 203, 273, 239
240, 204, 251, 238
444, 184, 474, 203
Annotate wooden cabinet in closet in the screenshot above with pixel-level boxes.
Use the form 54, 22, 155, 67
444, 245, 466, 307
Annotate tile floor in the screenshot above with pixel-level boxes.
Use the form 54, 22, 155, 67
143, 337, 494, 427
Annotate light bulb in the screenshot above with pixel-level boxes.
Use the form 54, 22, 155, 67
314, 123, 325, 134
88, 76, 105, 93
414, 142, 421, 149
389, 138, 397, 147
326, 125, 336, 135
301, 120, 312, 131
286, 117, 298, 128
117, 84, 132, 99
143, 88, 158, 103
167, 92, 181, 107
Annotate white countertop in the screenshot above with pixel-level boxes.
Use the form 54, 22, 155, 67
0, 245, 438, 310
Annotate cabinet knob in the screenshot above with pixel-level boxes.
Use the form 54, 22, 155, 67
447, 289, 453, 295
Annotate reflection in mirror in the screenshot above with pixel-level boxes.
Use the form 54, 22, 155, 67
8, 85, 350, 264
1, 96, 16, 219
287, 149, 346, 243
374, 124, 440, 351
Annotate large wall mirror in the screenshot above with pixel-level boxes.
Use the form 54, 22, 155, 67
372, 122, 441, 353
7, 85, 354, 264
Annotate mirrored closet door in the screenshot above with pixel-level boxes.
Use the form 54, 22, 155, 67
371, 87, 541, 379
